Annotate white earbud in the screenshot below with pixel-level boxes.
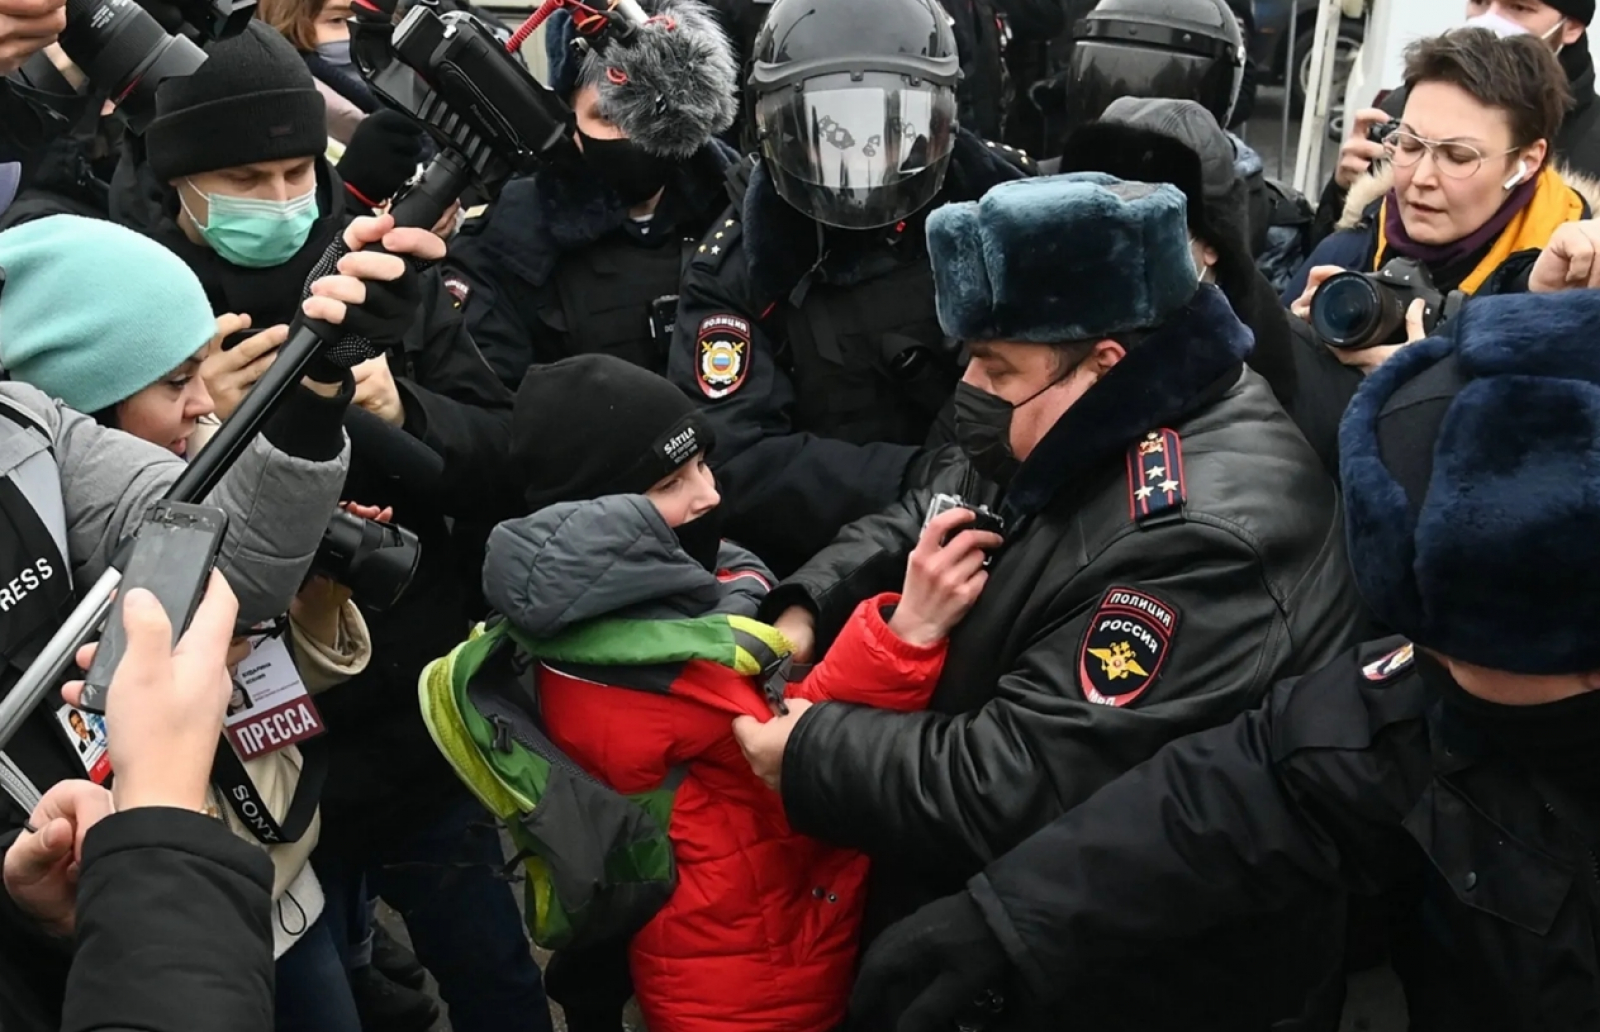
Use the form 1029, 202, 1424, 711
1504, 160, 1530, 191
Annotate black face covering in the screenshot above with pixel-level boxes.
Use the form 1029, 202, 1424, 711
673, 507, 724, 573
577, 129, 676, 207
1422, 655, 1600, 785
953, 369, 1074, 487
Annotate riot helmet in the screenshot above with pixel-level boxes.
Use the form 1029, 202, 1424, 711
748, 0, 961, 230
1062, 0, 1245, 139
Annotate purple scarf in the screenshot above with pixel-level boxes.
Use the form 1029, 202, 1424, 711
1381, 170, 1542, 269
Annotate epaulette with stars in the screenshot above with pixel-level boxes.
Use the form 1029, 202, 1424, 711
983, 139, 1038, 175
691, 216, 742, 272
1127, 428, 1186, 524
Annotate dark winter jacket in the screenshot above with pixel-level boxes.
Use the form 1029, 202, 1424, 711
972, 639, 1600, 1032
0, 108, 121, 230
112, 152, 518, 842
443, 141, 738, 388
0, 808, 274, 1032
668, 131, 1031, 575
775, 285, 1363, 1029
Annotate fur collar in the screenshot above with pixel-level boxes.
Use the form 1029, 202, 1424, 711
743, 130, 1028, 304
1000, 284, 1254, 522
480, 139, 739, 287
1337, 160, 1600, 232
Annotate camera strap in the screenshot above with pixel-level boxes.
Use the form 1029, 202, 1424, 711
212, 734, 328, 845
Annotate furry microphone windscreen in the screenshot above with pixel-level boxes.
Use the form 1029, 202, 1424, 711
575, 0, 738, 159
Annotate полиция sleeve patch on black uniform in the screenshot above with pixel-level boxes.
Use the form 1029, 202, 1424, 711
442, 273, 472, 309
1079, 586, 1180, 707
696, 314, 751, 399
1363, 642, 1415, 682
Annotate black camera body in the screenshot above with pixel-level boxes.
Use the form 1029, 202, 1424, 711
352, 0, 577, 202
313, 511, 421, 613
924, 492, 1006, 538
1310, 258, 1466, 351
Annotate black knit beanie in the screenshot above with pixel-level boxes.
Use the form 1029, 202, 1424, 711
512, 354, 715, 512
146, 22, 328, 183
1548, 0, 1595, 27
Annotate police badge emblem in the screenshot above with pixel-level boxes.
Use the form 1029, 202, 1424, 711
1078, 586, 1180, 707
696, 314, 751, 399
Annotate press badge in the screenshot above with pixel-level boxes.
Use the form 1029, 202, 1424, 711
56, 705, 110, 784
224, 632, 326, 760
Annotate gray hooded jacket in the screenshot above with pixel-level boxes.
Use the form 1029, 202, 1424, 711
483, 494, 770, 639
0, 381, 349, 625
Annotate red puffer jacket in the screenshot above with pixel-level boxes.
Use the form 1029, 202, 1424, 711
538, 592, 945, 1032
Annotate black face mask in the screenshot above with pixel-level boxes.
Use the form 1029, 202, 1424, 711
1423, 656, 1600, 784
953, 372, 1070, 487
673, 507, 724, 573
577, 129, 675, 207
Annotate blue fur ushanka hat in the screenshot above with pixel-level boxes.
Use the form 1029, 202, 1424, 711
1340, 289, 1600, 675
925, 172, 1199, 344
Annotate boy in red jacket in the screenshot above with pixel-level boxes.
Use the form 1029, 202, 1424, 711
484, 355, 996, 1032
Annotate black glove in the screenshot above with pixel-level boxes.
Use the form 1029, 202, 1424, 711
849, 891, 1011, 1032
337, 109, 427, 209
295, 235, 429, 381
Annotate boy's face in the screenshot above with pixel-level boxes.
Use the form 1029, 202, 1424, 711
645, 452, 720, 529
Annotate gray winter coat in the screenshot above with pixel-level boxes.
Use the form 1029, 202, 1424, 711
0, 380, 349, 625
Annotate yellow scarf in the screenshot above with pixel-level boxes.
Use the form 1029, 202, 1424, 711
1375, 164, 1585, 294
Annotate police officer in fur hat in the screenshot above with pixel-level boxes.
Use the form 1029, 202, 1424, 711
668, 0, 1038, 578
852, 286, 1600, 1032
732, 173, 1363, 1031
440, 0, 743, 390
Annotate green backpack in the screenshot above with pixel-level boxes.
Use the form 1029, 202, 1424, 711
418, 613, 791, 952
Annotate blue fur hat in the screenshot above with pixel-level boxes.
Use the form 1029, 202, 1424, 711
1340, 289, 1600, 675
926, 172, 1199, 344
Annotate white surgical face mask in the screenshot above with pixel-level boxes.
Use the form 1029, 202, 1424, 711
1465, 9, 1567, 47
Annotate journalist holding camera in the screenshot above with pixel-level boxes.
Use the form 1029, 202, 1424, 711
0, 213, 401, 1031
736, 174, 1363, 1031
1285, 28, 1600, 375
98, 21, 546, 1032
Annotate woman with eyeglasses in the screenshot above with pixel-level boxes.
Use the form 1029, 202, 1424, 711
1285, 28, 1600, 372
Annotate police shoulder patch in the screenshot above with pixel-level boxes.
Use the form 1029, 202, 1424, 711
696, 314, 751, 399
691, 217, 741, 272
1078, 586, 1180, 707
1362, 642, 1415, 682
442, 273, 472, 309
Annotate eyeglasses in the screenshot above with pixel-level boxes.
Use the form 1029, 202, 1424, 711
1383, 130, 1520, 180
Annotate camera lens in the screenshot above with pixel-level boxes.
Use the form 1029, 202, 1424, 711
1310, 272, 1407, 350
59, 0, 206, 133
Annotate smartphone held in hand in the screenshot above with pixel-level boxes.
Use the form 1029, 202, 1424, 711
79, 501, 228, 713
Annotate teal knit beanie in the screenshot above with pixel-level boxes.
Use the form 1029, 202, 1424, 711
0, 216, 217, 414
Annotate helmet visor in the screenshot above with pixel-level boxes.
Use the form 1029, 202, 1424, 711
1064, 42, 1239, 133
756, 71, 957, 229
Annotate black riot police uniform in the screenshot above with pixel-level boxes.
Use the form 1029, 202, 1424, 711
443, 142, 740, 388
851, 288, 1600, 1032
669, 0, 1034, 575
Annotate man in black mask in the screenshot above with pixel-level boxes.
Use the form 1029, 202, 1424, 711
441, 0, 741, 389
852, 286, 1600, 1032
732, 173, 1363, 1030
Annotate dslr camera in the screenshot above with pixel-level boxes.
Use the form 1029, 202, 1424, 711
1309, 258, 1466, 351
52, 0, 254, 133
312, 511, 421, 613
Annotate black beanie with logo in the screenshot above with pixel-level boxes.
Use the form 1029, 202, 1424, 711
512, 354, 714, 512
146, 22, 328, 183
